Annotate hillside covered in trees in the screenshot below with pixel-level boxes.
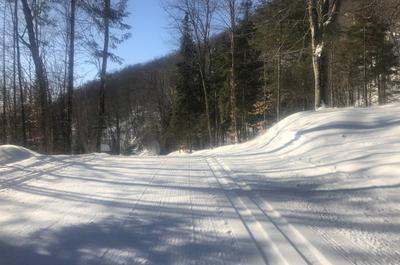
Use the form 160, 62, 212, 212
1, 0, 400, 155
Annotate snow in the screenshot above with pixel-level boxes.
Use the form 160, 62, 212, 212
315, 44, 323, 58
0, 145, 38, 165
1, 104, 400, 265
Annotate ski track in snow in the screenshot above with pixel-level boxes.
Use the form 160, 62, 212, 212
1, 105, 400, 265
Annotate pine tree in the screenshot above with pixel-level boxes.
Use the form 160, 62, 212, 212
170, 14, 201, 152
342, 11, 398, 106
235, 0, 261, 141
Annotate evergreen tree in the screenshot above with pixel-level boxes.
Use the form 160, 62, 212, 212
210, 34, 231, 145
235, 0, 262, 141
341, 11, 398, 106
169, 14, 201, 151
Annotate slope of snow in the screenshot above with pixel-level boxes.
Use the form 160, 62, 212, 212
193, 104, 400, 264
195, 104, 400, 189
0, 145, 38, 165
1, 104, 399, 265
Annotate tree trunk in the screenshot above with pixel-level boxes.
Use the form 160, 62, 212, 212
199, 66, 212, 147
188, 87, 193, 152
382, 75, 387, 104
2, 4, 6, 144
214, 89, 218, 147
377, 75, 382, 105
277, 21, 281, 121
363, 25, 368, 107
277, 49, 281, 121
329, 41, 335, 107
66, 0, 76, 153
241, 56, 246, 141
309, 0, 323, 108
262, 53, 267, 129
310, 44, 329, 108
229, 0, 238, 144
96, 0, 110, 152
15, 0, 27, 146
115, 112, 121, 155
348, 74, 354, 106
21, 0, 50, 152
12, 3, 17, 143
308, 0, 340, 109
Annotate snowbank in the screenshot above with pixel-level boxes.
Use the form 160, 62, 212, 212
194, 104, 399, 155
188, 104, 400, 190
0, 145, 38, 165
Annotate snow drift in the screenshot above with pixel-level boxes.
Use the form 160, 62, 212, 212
0, 145, 38, 165
192, 104, 400, 190
196, 104, 400, 155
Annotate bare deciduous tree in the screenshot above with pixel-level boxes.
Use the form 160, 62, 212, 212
221, 0, 239, 143
307, 0, 341, 108
1, 2, 7, 144
21, 0, 50, 152
14, 0, 27, 146
65, 0, 76, 153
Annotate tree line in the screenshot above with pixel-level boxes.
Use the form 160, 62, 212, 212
0, 0, 129, 154
162, 0, 400, 153
1, 0, 399, 155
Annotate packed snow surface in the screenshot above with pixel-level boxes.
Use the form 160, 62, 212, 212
1, 104, 400, 265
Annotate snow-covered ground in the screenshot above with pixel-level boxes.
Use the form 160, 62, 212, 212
1, 104, 399, 265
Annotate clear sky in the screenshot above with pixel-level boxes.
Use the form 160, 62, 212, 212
109, 0, 174, 71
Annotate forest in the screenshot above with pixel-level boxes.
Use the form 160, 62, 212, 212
0, 0, 400, 155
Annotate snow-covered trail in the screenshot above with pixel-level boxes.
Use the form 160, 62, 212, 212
1, 104, 400, 265
0, 154, 245, 265
0, 153, 350, 265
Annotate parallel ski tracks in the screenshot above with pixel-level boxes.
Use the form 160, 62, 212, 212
189, 157, 244, 265
206, 156, 341, 265
0, 155, 96, 190
98, 157, 169, 263
1, 154, 354, 265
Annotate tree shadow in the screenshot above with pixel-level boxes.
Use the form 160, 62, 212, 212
0, 209, 245, 265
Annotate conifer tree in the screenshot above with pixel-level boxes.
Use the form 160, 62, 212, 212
235, 0, 261, 141
170, 14, 201, 151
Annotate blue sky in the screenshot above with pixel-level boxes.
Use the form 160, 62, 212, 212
109, 0, 174, 71
77, 0, 175, 84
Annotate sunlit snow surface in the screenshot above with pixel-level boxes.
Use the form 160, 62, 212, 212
1, 104, 400, 265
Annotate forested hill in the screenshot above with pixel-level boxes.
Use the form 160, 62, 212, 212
72, 0, 400, 155
72, 54, 179, 154
1, 0, 399, 155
